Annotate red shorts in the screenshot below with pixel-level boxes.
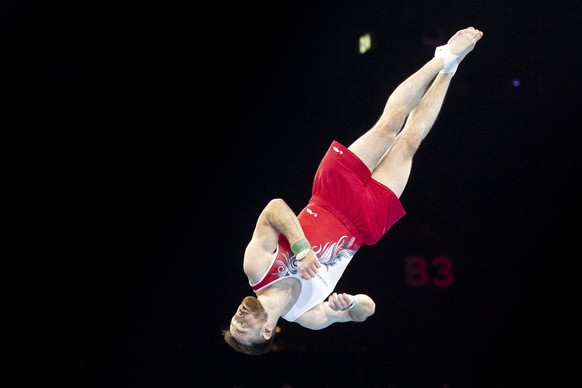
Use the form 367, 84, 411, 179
309, 141, 406, 245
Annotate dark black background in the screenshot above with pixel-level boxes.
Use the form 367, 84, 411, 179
5, 1, 581, 387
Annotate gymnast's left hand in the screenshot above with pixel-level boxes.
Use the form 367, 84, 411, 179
297, 250, 321, 280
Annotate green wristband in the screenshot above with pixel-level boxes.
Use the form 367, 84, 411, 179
291, 238, 311, 256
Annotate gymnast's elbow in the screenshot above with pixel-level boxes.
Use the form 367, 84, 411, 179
349, 294, 376, 322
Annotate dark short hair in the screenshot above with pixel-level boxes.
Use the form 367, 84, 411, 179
222, 329, 275, 355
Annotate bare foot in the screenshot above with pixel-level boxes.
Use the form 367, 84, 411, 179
448, 27, 484, 62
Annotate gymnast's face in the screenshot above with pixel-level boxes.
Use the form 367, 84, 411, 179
230, 296, 269, 346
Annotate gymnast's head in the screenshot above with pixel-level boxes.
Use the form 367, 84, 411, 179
222, 296, 275, 355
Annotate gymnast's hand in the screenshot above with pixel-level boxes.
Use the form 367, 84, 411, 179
327, 292, 354, 311
297, 249, 321, 280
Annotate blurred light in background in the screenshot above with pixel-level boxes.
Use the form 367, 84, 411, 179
359, 32, 373, 54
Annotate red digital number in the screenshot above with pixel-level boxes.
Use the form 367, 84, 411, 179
404, 255, 454, 288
